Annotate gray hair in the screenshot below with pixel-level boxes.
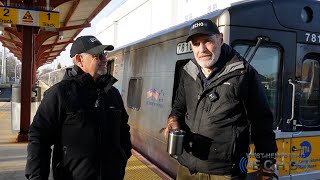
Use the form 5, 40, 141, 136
72, 56, 77, 64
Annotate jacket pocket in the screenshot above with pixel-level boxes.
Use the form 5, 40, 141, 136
62, 146, 97, 180
207, 102, 237, 119
208, 128, 235, 162
189, 133, 213, 160
62, 110, 99, 149
64, 111, 84, 127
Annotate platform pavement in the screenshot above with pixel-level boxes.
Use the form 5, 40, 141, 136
0, 102, 28, 180
0, 81, 52, 180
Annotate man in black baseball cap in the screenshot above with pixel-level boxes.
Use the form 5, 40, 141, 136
26, 34, 132, 180
69, 35, 115, 79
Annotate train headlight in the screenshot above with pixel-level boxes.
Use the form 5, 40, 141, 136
301, 7, 313, 23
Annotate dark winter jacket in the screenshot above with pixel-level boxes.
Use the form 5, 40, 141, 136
25, 66, 131, 180
170, 44, 277, 176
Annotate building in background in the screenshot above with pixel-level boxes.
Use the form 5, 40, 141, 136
95, 0, 240, 48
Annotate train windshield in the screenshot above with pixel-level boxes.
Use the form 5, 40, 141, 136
299, 57, 320, 127
233, 45, 281, 120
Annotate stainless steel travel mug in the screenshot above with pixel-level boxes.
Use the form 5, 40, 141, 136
167, 130, 185, 156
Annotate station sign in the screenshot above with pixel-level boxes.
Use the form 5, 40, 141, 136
0, 6, 60, 28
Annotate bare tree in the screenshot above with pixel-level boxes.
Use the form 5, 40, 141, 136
6, 55, 17, 80
57, 62, 62, 69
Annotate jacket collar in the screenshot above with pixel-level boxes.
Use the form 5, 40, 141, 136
63, 65, 118, 92
217, 56, 245, 78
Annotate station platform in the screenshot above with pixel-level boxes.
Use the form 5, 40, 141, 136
0, 81, 171, 180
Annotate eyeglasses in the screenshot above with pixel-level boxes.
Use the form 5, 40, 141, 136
94, 51, 109, 61
80, 51, 108, 61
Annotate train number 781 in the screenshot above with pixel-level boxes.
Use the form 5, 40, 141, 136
305, 33, 320, 43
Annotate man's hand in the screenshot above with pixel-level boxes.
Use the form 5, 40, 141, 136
163, 116, 180, 140
256, 168, 278, 180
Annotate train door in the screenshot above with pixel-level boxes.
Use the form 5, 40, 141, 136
287, 44, 320, 179
294, 44, 320, 130
229, 28, 298, 134
233, 42, 283, 127
229, 28, 298, 178
172, 59, 189, 106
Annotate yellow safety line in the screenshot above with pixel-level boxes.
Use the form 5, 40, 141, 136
124, 152, 162, 180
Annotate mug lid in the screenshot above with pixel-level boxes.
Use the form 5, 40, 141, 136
169, 129, 186, 135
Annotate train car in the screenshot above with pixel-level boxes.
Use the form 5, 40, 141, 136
39, 67, 67, 87
40, 0, 320, 179
107, 0, 320, 179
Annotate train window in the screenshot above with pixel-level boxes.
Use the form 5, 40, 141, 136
172, 59, 190, 107
299, 58, 320, 127
127, 78, 143, 110
234, 45, 280, 119
107, 59, 114, 75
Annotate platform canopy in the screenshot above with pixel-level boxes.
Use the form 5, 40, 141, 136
0, 0, 111, 68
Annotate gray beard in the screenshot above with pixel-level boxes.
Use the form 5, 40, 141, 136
97, 68, 108, 76
202, 46, 221, 68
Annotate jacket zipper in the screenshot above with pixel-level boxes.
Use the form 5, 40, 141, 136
62, 146, 67, 165
95, 90, 102, 180
191, 73, 244, 168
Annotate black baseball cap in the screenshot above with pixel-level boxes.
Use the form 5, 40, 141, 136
186, 19, 220, 42
70, 35, 114, 58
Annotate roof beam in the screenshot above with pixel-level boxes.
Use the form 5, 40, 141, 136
10, 49, 21, 56
38, 50, 64, 62
34, 31, 59, 51
7, 46, 21, 53
64, 0, 80, 26
43, 40, 73, 47
87, 0, 111, 23
0, 36, 22, 47
41, 49, 65, 57
59, 23, 91, 31
4, 27, 22, 41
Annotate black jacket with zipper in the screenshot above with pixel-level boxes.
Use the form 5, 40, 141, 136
25, 66, 132, 180
170, 44, 277, 176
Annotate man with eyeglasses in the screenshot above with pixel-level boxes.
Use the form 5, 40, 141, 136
26, 35, 132, 180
